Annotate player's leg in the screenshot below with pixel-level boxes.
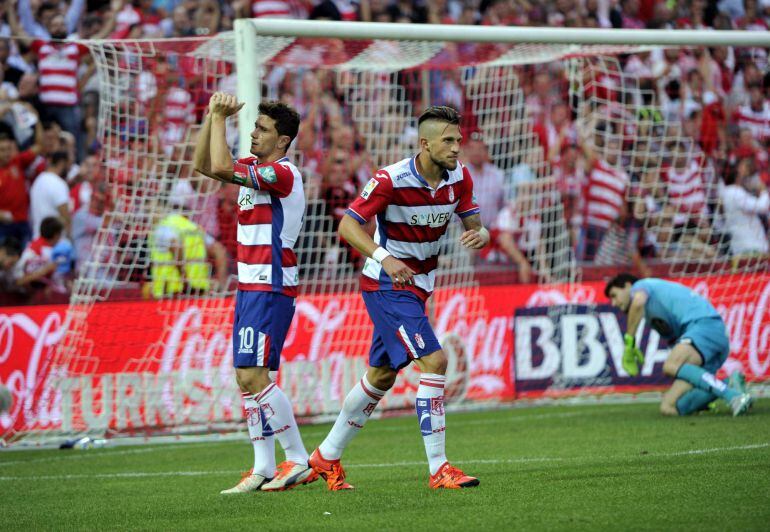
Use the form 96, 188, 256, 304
256, 294, 317, 491
221, 292, 275, 494
660, 379, 712, 416
311, 321, 397, 490
318, 361, 396, 461
662, 324, 750, 416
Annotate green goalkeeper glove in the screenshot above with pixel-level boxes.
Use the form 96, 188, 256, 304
622, 333, 645, 377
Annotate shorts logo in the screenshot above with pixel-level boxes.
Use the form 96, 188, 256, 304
430, 396, 445, 416
363, 402, 377, 417
258, 166, 277, 183
448, 186, 455, 202
360, 178, 379, 199
414, 333, 425, 350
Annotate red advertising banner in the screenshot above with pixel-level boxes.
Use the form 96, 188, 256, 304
2, 273, 769, 441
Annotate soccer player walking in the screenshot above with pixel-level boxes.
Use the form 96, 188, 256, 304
605, 273, 752, 417
309, 106, 488, 490
194, 93, 316, 493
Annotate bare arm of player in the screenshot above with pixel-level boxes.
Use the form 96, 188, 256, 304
192, 113, 227, 183
338, 214, 416, 288
208, 92, 244, 182
459, 213, 490, 250
625, 290, 648, 337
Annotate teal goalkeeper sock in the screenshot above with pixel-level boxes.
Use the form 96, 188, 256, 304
675, 389, 717, 415
676, 364, 739, 402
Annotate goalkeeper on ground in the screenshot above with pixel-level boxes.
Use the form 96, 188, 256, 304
605, 273, 752, 417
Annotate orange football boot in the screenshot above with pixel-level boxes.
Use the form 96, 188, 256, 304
429, 462, 480, 489
308, 448, 354, 491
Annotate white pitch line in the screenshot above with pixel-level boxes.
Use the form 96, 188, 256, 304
0, 442, 217, 468
0, 442, 766, 482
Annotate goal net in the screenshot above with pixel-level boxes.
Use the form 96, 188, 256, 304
3, 23, 769, 446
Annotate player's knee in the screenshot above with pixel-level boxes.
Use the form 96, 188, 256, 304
420, 350, 448, 375
659, 401, 679, 416
662, 359, 681, 378
236, 368, 271, 394
368, 372, 396, 391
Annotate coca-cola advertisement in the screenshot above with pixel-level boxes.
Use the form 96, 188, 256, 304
2, 274, 769, 442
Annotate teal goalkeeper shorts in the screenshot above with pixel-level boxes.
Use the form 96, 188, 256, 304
677, 317, 730, 374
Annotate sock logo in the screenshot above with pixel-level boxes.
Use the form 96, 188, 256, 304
416, 399, 432, 436
363, 402, 377, 417
260, 403, 275, 421
245, 407, 261, 427
431, 396, 445, 416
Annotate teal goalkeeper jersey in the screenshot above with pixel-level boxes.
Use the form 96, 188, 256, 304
629, 278, 721, 342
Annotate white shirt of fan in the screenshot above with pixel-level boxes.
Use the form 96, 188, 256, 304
720, 182, 770, 255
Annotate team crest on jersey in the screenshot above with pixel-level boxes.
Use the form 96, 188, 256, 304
258, 166, 277, 183
430, 396, 445, 416
448, 185, 455, 202
414, 332, 425, 350
361, 178, 379, 199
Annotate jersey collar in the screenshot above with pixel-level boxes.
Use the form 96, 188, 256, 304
409, 155, 450, 189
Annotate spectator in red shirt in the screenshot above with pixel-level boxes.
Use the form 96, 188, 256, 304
0, 118, 44, 247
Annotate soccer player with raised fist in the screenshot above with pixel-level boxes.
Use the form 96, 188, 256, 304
309, 106, 488, 490
194, 93, 317, 493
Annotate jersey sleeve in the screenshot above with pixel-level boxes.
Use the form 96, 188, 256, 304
232, 157, 294, 198
30, 40, 44, 54
345, 170, 394, 224
16, 150, 37, 169
457, 165, 481, 219
629, 279, 650, 298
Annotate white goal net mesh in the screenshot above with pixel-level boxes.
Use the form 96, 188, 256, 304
4, 29, 769, 446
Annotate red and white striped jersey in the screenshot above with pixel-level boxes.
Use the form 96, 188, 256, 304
346, 156, 479, 301
733, 102, 770, 141
232, 156, 305, 296
584, 159, 629, 229
662, 160, 707, 224
251, 0, 307, 18
31, 40, 88, 106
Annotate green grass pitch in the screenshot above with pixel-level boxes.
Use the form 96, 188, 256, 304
1, 400, 769, 531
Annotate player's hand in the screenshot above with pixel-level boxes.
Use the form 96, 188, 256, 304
622, 333, 644, 377
381, 256, 416, 288
460, 229, 488, 249
208, 92, 244, 118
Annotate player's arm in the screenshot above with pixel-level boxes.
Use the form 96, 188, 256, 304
203, 92, 245, 184
459, 213, 490, 250
625, 290, 648, 338
339, 214, 415, 288
192, 113, 228, 183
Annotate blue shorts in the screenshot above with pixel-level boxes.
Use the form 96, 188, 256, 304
232, 290, 295, 370
362, 290, 442, 371
678, 317, 730, 374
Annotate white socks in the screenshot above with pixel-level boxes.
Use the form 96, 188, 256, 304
255, 382, 309, 465
319, 375, 386, 460
415, 373, 447, 475
242, 391, 275, 477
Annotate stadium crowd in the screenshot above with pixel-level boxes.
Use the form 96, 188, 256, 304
0, 0, 769, 303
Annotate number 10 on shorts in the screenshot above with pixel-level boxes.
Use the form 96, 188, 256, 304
238, 327, 255, 354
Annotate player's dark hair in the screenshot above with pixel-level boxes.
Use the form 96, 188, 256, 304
604, 273, 639, 298
258, 100, 300, 150
40, 216, 64, 240
418, 106, 461, 128
0, 237, 22, 257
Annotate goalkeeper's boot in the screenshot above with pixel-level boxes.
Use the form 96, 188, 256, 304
429, 462, 480, 489
308, 448, 354, 490
730, 393, 752, 418
220, 469, 270, 494
261, 461, 319, 491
